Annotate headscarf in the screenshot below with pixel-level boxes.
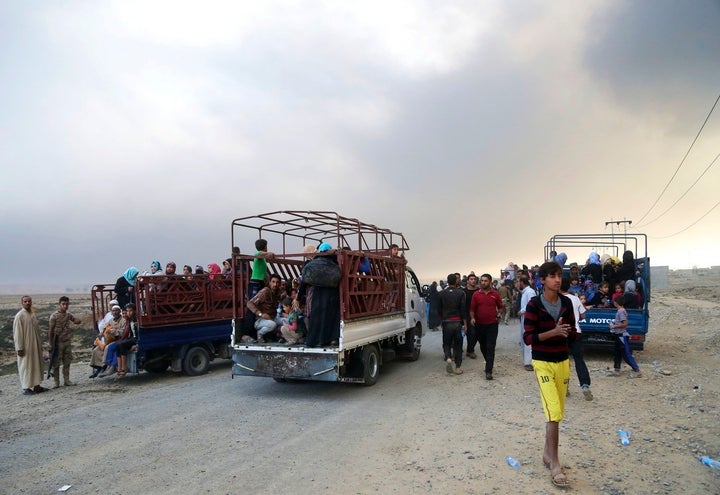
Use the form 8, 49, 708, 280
622, 250, 635, 265
553, 252, 568, 266
207, 263, 222, 280
123, 267, 139, 284
589, 252, 601, 265
318, 242, 333, 252
624, 279, 637, 294
600, 253, 611, 265
150, 260, 162, 273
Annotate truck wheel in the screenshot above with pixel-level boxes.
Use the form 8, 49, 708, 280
183, 346, 210, 376
144, 360, 170, 373
408, 324, 422, 361
362, 345, 380, 386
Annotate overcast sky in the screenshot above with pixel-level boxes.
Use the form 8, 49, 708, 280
1, 0, 719, 289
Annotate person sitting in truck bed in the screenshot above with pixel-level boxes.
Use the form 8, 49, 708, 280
615, 250, 636, 285
98, 305, 126, 377
244, 273, 283, 343
581, 252, 602, 284
279, 297, 303, 344
222, 258, 233, 278
143, 260, 163, 276
622, 279, 641, 309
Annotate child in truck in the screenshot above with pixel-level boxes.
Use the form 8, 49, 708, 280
278, 297, 303, 344
607, 295, 642, 378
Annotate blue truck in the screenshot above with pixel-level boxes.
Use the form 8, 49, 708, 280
91, 274, 235, 375
544, 233, 650, 350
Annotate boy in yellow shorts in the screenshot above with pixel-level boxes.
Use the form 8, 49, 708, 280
523, 261, 577, 488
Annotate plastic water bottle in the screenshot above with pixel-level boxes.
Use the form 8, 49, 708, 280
505, 456, 521, 470
618, 429, 630, 446
698, 456, 720, 470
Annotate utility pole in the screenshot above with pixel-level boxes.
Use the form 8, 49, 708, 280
605, 219, 632, 240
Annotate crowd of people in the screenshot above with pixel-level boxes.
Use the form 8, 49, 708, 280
423, 250, 646, 488
12, 244, 647, 489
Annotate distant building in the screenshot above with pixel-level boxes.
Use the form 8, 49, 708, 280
651, 266, 669, 289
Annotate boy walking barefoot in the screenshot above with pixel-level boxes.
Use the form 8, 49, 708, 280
523, 262, 577, 488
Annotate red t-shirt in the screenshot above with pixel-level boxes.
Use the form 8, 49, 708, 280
470, 289, 504, 324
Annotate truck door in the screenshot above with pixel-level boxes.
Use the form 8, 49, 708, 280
405, 268, 428, 336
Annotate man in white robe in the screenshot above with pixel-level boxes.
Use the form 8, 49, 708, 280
13, 296, 48, 395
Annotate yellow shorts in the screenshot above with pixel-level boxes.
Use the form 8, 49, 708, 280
532, 359, 570, 423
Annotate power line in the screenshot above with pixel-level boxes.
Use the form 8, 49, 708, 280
647, 199, 720, 239
636, 91, 720, 224
635, 151, 720, 228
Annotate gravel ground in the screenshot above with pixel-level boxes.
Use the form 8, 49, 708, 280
1, 271, 719, 494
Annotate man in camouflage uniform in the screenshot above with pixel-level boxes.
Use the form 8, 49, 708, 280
48, 296, 82, 387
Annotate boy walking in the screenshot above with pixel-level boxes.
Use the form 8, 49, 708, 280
523, 261, 577, 488
608, 295, 642, 377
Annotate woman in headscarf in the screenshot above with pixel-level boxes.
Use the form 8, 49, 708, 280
144, 260, 162, 276
222, 258, 233, 278
115, 267, 139, 308
207, 263, 222, 280
581, 252, 602, 284
600, 254, 616, 286
203, 262, 225, 290
615, 250, 636, 284
297, 242, 341, 347
623, 279, 641, 309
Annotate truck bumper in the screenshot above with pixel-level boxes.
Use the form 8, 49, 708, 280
232, 349, 340, 381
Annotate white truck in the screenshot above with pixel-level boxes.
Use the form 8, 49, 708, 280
229, 211, 427, 385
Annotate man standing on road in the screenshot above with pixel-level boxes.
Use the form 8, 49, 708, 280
517, 275, 536, 371
462, 272, 480, 359
523, 261, 577, 488
560, 277, 593, 400
49, 296, 82, 388
469, 273, 504, 380
438, 273, 465, 375
13, 296, 49, 395
498, 280, 513, 325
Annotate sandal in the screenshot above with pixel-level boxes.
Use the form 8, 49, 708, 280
117, 370, 127, 377
551, 470, 569, 488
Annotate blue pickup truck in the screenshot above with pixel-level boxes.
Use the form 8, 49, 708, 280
545, 233, 650, 350
91, 274, 234, 375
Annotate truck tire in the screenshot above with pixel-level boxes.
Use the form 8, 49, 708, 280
183, 346, 210, 376
408, 324, 422, 361
144, 360, 170, 373
362, 344, 380, 386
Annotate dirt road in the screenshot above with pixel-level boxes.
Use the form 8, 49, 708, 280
1, 277, 719, 494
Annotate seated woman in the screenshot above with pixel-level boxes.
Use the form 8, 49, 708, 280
143, 260, 163, 276
623, 280, 642, 309
222, 258, 233, 278
206, 263, 226, 289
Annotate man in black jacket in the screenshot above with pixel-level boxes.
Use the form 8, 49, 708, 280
438, 273, 466, 375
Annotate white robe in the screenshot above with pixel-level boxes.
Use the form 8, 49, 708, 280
13, 308, 45, 389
